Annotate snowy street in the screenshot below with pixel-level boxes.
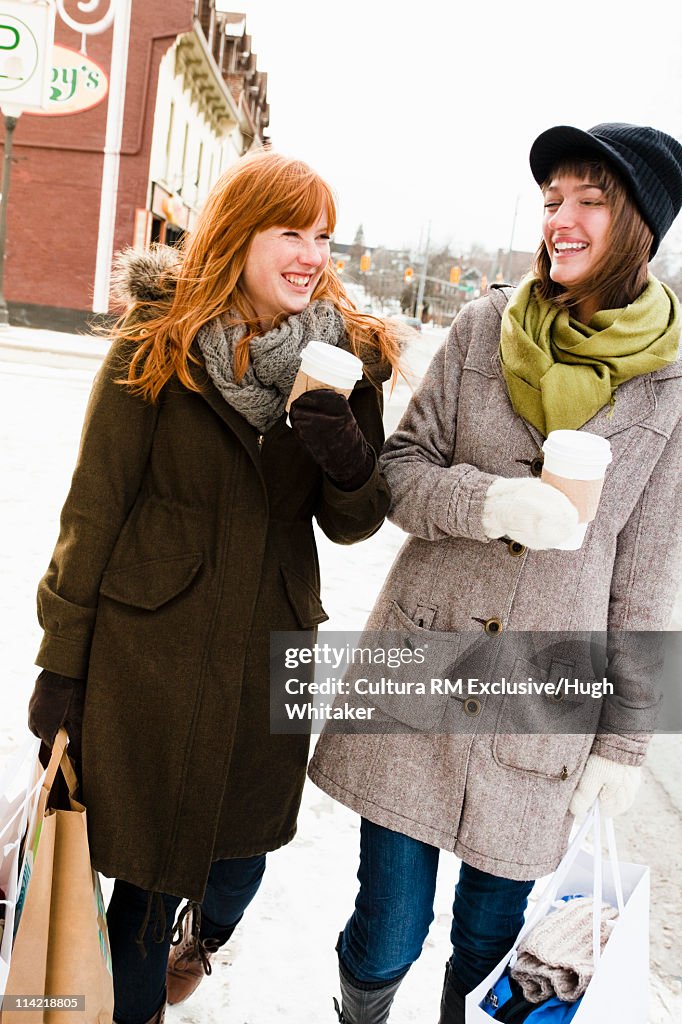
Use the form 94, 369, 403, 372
1, 327, 680, 1022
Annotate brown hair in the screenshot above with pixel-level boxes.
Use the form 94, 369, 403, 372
533, 157, 653, 314
112, 151, 401, 401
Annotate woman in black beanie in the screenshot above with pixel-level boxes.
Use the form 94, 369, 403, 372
308, 122, 682, 1024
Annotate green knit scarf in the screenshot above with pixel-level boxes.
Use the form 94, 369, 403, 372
499, 274, 681, 436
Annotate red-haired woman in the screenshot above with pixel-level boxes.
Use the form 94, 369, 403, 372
27, 151, 401, 1024
309, 123, 682, 1023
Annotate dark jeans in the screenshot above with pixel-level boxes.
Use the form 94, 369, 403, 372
339, 819, 534, 996
107, 854, 266, 1024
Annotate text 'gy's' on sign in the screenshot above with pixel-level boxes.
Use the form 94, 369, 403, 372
0, 0, 55, 114
29, 44, 109, 116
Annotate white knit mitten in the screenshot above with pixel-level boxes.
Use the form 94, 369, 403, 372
481, 477, 579, 550
569, 754, 642, 819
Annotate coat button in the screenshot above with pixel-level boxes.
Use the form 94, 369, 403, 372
464, 698, 481, 716
530, 456, 544, 477
508, 540, 526, 557
484, 618, 503, 635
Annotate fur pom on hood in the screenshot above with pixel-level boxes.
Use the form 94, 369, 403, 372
110, 244, 182, 309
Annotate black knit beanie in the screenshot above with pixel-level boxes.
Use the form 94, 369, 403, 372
529, 123, 682, 257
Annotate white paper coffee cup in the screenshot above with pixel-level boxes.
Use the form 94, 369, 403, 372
285, 342, 364, 413
541, 430, 612, 550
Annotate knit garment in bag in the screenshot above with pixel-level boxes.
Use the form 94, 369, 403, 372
510, 896, 618, 1003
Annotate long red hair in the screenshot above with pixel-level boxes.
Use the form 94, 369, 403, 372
112, 151, 401, 400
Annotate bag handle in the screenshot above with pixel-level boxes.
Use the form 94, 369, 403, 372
591, 800, 625, 966
0, 730, 72, 842
40, 727, 70, 794
0, 736, 43, 843
511, 805, 596, 953
511, 798, 625, 962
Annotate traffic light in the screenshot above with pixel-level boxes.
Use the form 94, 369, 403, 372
449, 266, 461, 284
360, 252, 371, 273
404, 267, 414, 283
336, 259, 345, 274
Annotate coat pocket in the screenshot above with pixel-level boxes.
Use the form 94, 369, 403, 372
99, 553, 203, 611
356, 600, 461, 731
280, 564, 329, 628
492, 657, 596, 780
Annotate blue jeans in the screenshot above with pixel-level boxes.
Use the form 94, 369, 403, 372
339, 819, 534, 996
107, 855, 266, 1024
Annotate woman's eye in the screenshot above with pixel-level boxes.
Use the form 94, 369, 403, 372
282, 230, 300, 238
318, 233, 331, 241
544, 202, 560, 210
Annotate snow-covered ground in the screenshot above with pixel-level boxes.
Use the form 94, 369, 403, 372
1, 330, 680, 1022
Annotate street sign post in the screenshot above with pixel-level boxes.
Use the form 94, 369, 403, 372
0, 1, 56, 326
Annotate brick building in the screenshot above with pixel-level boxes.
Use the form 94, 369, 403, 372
2, 1, 269, 330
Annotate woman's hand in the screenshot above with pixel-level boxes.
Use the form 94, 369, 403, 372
28, 669, 86, 761
569, 753, 642, 819
289, 389, 375, 491
481, 476, 579, 549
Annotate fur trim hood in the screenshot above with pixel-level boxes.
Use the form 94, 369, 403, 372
110, 244, 182, 309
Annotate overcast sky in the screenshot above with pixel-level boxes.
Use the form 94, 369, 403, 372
229, 0, 682, 259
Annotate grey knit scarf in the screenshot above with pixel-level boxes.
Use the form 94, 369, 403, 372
196, 300, 349, 433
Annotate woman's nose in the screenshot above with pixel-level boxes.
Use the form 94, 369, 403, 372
548, 200, 575, 229
298, 239, 324, 267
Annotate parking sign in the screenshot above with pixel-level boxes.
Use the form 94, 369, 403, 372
0, 1, 55, 113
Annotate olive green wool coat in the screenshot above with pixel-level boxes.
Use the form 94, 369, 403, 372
36, 336, 390, 901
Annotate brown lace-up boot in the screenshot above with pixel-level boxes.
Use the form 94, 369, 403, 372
166, 904, 221, 1005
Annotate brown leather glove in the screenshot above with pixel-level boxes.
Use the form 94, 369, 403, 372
28, 669, 86, 762
289, 389, 375, 491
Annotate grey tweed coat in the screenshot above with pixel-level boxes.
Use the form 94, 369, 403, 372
308, 286, 682, 880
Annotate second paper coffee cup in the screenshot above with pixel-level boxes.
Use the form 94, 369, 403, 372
541, 430, 612, 550
286, 341, 364, 413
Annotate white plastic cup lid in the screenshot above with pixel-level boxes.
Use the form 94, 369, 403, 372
299, 341, 363, 389
542, 430, 612, 470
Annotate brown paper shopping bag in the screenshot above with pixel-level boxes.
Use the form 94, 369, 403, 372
1, 731, 113, 1024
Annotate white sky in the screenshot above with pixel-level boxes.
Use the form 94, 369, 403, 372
228, 0, 682, 258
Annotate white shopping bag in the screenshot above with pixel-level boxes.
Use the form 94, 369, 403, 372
466, 800, 650, 1023
0, 736, 43, 999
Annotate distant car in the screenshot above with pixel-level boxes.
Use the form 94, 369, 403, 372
390, 314, 422, 332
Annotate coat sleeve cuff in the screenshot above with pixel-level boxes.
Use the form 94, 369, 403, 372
590, 733, 648, 766
36, 586, 96, 678
35, 633, 91, 680
446, 466, 497, 543
318, 458, 390, 544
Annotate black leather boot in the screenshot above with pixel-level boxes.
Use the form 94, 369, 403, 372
333, 968, 404, 1024
333, 935, 405, 1024
438, 960, 466, 1024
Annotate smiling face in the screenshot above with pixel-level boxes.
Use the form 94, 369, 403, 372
239, 208, 331, 325
542, 174, 612, 296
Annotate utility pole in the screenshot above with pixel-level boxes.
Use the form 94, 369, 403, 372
0, 0, 55, 327
504, 195, 520, 283
0, 114, 18, 327
415, 220, 431, 320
